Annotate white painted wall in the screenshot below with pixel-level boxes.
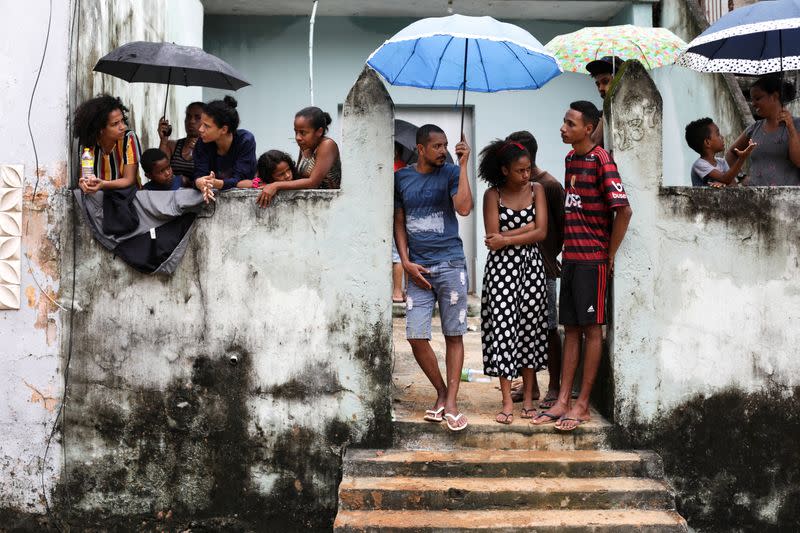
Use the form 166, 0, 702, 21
0, 0, 205, 513
609, 63, 800, 424
0, 0, 71, 511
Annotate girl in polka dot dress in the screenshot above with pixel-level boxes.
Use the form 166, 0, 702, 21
479, 140, 549, 425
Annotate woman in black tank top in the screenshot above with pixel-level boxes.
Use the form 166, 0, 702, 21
157, 101, 204, 179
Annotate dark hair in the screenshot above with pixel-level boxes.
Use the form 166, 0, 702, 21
478, 139, 530, 188
295, 106, 332, 134
257, 150, 297, 184
751, 75, 796, 101
505, 131, 538, 166
141, 148, 169, 175
569, 100, 601, 130
203, 95, 239, 132
416, 124, 445, 146
73, 95, 129, 147
685, 117, 714, 155
186, 101, 204, 113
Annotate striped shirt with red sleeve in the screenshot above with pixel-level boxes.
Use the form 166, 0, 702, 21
88, 130, 142, 187
562, 145, 629, 263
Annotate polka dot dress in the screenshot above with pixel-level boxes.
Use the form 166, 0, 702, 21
481, 196, 548, 380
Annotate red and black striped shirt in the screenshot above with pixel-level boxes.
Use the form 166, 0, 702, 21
563, 145, 629, 263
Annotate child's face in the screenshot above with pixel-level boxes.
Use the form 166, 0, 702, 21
502, 156, 532, 186
148, 158, 174, 187
707, 123, 725, 153
560, 109, 592, 145
271, 161, 293, 182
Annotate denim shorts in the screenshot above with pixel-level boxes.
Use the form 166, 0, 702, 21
546, 278, 558, 330
406, 259, 469, 339
391, 239, 401, 264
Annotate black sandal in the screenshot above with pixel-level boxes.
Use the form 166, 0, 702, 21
495, 412, 514, 425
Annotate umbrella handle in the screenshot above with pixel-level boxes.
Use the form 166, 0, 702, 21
163, 82, 170, 119
460, 38, 468, 139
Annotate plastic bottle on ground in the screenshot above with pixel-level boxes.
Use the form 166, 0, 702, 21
460, 368, 491, 383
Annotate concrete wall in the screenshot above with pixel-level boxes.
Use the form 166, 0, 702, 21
608, 61, 800, 531
0, 0, 203, 517
60, 67, 393, 529
0, 0, 72, 514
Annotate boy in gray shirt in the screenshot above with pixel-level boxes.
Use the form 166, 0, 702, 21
685, 117, 755, 187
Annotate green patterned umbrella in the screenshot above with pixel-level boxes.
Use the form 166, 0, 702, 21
545, 25, 687, 73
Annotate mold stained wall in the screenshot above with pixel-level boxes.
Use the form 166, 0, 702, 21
607, 63, 800, 425
63, 68, 393, 526
0, 0, 203, 514
0, 0, 71, 512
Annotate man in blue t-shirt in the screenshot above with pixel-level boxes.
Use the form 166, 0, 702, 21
394, 124, 474, 432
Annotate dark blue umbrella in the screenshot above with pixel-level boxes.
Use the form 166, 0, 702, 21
678, 0, 800, 75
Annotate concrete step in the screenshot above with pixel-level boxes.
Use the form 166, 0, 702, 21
338, 476, 675, 511
343, 449, 664, 479
392, 415, 611, 451
334, 509, 689, 532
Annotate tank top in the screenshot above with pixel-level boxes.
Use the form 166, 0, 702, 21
170, 137, 196, 178
297, 140, 341, 189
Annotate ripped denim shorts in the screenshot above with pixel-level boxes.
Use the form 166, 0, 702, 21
406, 259, 469, 339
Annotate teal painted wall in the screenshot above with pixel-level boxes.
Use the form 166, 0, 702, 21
204, 15, 601, 288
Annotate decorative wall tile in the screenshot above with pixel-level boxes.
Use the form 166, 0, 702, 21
0, 164, 22, 310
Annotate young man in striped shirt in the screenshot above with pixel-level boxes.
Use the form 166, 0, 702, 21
533, 100, 632, 431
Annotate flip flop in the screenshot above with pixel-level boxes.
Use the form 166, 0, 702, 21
539, 395, 558, 409
520, 407, 537, 419
530, 411, 561, 426
554, 417, 588, 432
392, 297, 405, 303
495, 412, 513, 425
423, 406, 444, 422
444, 412, 469, 432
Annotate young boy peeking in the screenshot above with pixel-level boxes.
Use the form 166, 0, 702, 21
685, 118, 756, 187
141, 148, 187, 191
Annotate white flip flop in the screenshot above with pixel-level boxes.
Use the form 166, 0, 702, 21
423, 406, 444, 422
444, 412, 468, 431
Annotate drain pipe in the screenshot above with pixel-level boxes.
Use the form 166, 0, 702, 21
309, 0, 319, 105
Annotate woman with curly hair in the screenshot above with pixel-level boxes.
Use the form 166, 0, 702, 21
192, 95, 257, 202
73, 95, 142, 194
479, 139, 548, 426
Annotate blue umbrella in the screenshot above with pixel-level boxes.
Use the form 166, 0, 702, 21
367, 14, 561, 133
678, 0, 800, 75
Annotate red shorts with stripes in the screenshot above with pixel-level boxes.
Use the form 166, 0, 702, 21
558, 262, 609, 326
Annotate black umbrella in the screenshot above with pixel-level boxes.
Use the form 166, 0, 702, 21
94, 41, 250, 117
394, 119, 454, 165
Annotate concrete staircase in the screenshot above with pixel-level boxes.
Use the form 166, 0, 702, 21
333, 317, 688, 532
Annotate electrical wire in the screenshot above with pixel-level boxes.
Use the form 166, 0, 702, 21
24, 1, 65, 531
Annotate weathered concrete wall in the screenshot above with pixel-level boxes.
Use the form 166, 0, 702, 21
0, 0, 71, 515
609, 61, 800, 531
60, 67, 393, 529
1, 0, 200, 520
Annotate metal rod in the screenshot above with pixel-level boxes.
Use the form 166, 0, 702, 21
460, 38, 468, 138
309, 0, 319, 105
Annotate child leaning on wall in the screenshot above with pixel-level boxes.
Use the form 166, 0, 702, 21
237, 150, 297, 198
141, 149, 188, 191
685, 117, 756, 187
